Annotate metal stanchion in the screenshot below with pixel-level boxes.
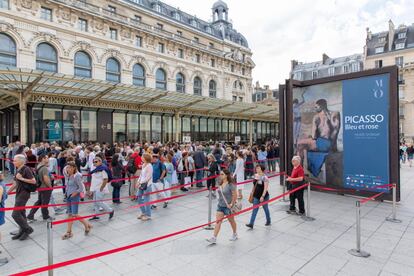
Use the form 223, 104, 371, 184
348, 201, 370, 258
302, 182, 315, 221
204, 185, 214, 230
47, 218, 54, 276
386, 184, 402, 223
281, 174, 289, 202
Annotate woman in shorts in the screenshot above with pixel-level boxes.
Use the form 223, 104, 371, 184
62, 162, 92, 240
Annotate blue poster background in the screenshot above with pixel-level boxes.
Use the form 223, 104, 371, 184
342, 74, 390, 193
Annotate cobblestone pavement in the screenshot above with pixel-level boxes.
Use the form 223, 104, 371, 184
1, 165, 414, 276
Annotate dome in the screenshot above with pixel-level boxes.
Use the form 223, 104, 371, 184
212, 0, 228, 10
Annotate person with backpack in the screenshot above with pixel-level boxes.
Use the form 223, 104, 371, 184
27, 154, 54, 222
7, 154, 36, 241
128, 147, 142, 200
88, 157, 114, 221
150, 149, 168, 209
111, 154, 124, 204
206, 154, 220, 198
0, 171, 9, 266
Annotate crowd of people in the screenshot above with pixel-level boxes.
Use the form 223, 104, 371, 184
0, 139, 309, 267
400, 142, 414, 167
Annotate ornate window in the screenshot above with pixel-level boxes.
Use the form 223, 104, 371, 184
133, 64, 145, 87
74, 51, 92, 78
0, 0, 9, 9
193, 77, 202, 96
36, 43, 57, 72
0, 33, 16, 67
106, 58, 120, 83
176, 73, 185, 93
209, 80, 217, 98
156, 68, 167, 90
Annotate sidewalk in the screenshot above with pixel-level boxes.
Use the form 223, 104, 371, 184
1, 165, 414, 276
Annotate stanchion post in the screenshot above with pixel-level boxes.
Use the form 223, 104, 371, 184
348, 201, 370, 258
302, 182, 315, 221
386, 183, 402, 223
281, 174, 288, 202
47, 218, 54, 276
204, 185, 214, 230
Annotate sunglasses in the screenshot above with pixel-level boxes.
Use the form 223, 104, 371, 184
93, 161, 100, 163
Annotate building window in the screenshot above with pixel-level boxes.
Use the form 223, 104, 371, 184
242, 68, 245, 75
106, 58, 121, 83
398, 32, 406, 39
176, 30, 182, 36
398, 73, 404, 84
351, 62, 359, 72
136, 36, 142, 47
113, 112, 126, 142
158, 43, 164, 53
109, 28, 118, 40
231, 64, 234, 72
396, 56, 404, 67
209, 80, 216, 98
36, 43, 57, 72
132, 64, 145, 87
174, 12, 181, 21
134, 15, 141, 22
239, 97, 243, 102
108, 5, 116, 14
41, 7, 52, 21
154, 3, 162, 13
194, 37, 199, 43
127, 113, 139, 142
343, 65, 349, 74
209, 42, 214, 48
396, 43, 405, 50
78, 18, 88, 32
375, 60, 383, 68
211, 59, 215, 67
312, 71, 318, 79
375, 47, 384, 54
378, 37, 386, 43
195, 54, 200, 63
74, 51, 92, 78
193, 77, 202, 95
0, 33, 16, 67
156, 23, 163, 30
232, 95, 237, 102
156, 68, 167, 90
178, 48, 184, 58
0, 0, 9, 9
176, 73, 185, 93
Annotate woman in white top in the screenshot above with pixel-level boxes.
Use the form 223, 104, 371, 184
136, 153, 153, 221
233, 151, 245, 199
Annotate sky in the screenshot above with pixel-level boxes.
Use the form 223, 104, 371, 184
163, 0, 414, 88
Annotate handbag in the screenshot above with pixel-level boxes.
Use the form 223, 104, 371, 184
248, 182, 258, 204
219, 185, 242, 214
139, 182, 148, 191
184, 176, 192, 185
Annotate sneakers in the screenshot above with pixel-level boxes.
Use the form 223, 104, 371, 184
141, 216, 151, 221
245, 224, 254, 229
265, 222, 271, 226
181, 187, 189, 192
109, 210, 115, 220
163, 202, 168, 208
89, 216, 100, 221
54, 208, 65, 215
27, 217, 37, 223
229, 233, 238, 241
18, 232, 30, 241
286, 209, 297, 215
43, 217, 55, 221
206, 236, 217, 244
151, 205, 157, 209
137, 214, 144, 220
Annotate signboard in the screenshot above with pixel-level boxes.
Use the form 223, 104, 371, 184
235, 136, 241, 144
280, 66, 399, 201
183, 136, 191, 143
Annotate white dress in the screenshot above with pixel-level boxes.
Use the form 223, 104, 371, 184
234, 158, 245, 189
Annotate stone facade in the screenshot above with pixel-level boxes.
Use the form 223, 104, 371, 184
252, 82, 279, 107
364, 20, 414, 141
0, 0, 254, 102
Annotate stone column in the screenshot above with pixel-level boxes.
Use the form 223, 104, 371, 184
249, 117, 253, 146
175, 112, 181, 142
19, 93, 28, 145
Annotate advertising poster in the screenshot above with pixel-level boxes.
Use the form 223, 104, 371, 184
292, 74, 390, 194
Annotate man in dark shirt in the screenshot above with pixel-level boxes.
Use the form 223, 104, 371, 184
193, 145, 207, 188
7, 154, 36, 241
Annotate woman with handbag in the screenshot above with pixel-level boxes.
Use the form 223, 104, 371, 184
62, 162, 92, 240
111, 154, 124, 204
206, 169, 238, 244
136, 153, 153, 221
246, 164, 271, 229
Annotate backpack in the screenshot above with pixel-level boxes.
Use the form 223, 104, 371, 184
127, 156, 137, 174
35, 165, 46, 188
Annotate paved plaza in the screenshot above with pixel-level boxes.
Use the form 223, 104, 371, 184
1, 165, 414, 276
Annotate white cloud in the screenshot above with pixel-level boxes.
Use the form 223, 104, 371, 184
164, 0, 414, 88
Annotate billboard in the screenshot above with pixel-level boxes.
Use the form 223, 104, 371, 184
281, 67, 399, 201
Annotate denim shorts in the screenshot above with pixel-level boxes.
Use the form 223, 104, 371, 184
66, 195, 80, 215
217, 205, 231, 216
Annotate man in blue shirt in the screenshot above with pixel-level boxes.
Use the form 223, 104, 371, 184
151, 149, 167, 209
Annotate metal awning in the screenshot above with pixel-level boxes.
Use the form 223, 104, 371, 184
0, 67, 278, 121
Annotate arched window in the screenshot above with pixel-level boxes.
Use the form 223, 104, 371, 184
133, 64, 145, 87
233, 80, 244, 90
106, 58, 120, 83
209, 80, 216, 98
36, 42, 57, 72
0, 33, 16, 67
156, 68, 167, 90
176, 72, 185, 93
193, 76, 202, 96
74, 51, 92, 78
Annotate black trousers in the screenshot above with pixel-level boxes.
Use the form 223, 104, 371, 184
289, 188, 305, 214
27, 190, 53, 219
11, 192, 31, 232
207, 177, 216, 189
